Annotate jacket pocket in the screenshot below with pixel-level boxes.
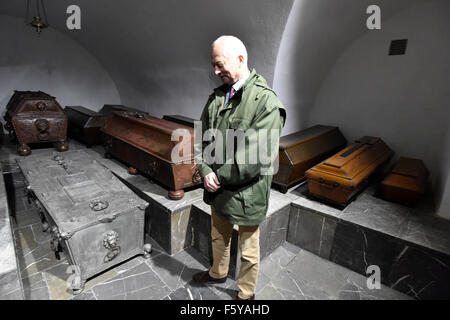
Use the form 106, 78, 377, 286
229, 117, 251, 131
241, 186, 253, 209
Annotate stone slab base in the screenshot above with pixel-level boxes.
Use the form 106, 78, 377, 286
288, 184, 450, 300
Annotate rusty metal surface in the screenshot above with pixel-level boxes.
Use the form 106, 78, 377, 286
4, 91, 68, 155
17, 149, 149, 292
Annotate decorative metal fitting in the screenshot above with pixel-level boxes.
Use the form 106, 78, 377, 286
89, 199, 109, 211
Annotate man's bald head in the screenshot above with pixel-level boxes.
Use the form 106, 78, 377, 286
211, 35, 250, 85
212, 36, 248, 68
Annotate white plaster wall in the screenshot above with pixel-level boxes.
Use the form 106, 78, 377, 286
0, 0, 293, 120
0, 14, 120, 124
309, 0, 450, 217
273, 0, 421, 135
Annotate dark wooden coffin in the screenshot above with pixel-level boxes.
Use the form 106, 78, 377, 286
272, 125, 347, 193
17, 150, 151, 294
3, 90, 69, 156
162, 114, 197, 128
0, 122, 4, 144
65, 106, 105, 147
99, 104, 146, 116
101, 111, 201, 200
380, 157, 428, 206
305, 136, 394, 205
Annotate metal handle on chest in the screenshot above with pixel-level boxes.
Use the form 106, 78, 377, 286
103, 231, 121, 262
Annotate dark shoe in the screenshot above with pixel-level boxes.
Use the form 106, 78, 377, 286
234, 294, 255, 300
192, 271, 227, 284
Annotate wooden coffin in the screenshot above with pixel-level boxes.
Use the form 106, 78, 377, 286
305, 136, 394, 205
162, 114, 197, 128
4, 91, 69, 156
272, 125, 347, 193
65, 106, 105, 147
380, 157, 428, 206
99, 104, 146, 116
17, 149, 151, 294
101, 111, 201, 200
0, 122, 4, 144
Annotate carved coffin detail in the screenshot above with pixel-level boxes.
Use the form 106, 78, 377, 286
17, 150, 150, 294
4, 90, 68, 156
272, 125, 347, 193
380, 157, 429, 206
305, 136, 394, 205
101, 111, 201, 200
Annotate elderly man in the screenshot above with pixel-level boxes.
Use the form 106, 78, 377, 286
193, 35, 286, 300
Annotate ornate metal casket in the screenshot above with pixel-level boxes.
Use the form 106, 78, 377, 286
4, 91, 69, 156
101, 111, 201, 200
17, 149, 151, 294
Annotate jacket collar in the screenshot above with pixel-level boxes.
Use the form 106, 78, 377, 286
213, 68, 259, 95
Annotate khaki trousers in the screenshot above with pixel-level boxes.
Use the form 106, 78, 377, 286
208, 207, 260, 299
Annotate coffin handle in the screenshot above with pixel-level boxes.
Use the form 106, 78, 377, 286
319, 178, 339, 190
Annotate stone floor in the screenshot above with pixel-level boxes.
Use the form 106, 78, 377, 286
1, 139, 413, 300
9, 180, 411, 300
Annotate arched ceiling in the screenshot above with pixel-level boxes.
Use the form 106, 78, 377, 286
0, 0, 294, 117
273, 0, 424, 134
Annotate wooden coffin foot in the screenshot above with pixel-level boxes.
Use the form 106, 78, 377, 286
18, 144, 31, 156
129, 167, 138, 175
56, 141, 69, 152
168, 189, 184, 200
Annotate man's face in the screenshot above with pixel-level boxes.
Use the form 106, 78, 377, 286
211, 44, 242, 85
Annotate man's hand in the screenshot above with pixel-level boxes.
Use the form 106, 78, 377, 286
204, 172, 221, 193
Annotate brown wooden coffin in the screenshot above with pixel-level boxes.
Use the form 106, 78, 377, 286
272, 125, 347, 193
162, 115, 197, 128
101, 111, 201, 200
3, 90, 68, 156
380, 157, 429, 206
65, 106, 105, 147
305, 136, 394, 205
99, 104, 146, 116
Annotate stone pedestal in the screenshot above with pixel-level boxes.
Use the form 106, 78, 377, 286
190, 190, 294, 279
288, 183, 450, 300
0, 166, 25, 300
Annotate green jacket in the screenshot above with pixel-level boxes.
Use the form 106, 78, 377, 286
195, 69, 286, 225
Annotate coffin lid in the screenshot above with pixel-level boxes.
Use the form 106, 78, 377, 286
99, 104, 146, 116
391, 157, 428, 179
306, 136, 393, 184
65, 105, 101, 117
7, 90, 62, 115
278, 125, 346, 165
102, 112, 194, 163
17, 150, 148, 237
